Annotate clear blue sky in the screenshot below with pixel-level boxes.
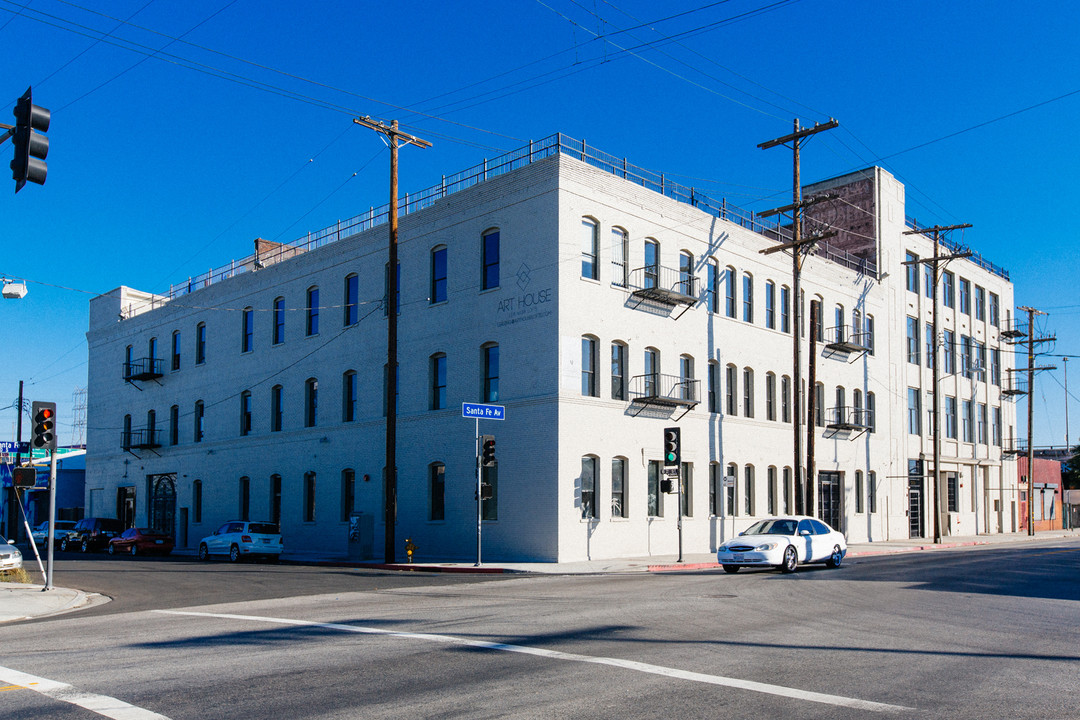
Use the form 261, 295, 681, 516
1, 0, 1077, 448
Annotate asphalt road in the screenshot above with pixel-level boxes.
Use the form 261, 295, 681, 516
2, 539, 1078, 720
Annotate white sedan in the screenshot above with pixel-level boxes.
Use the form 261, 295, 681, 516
716, 516, 847, 573
0, 538, 23, 573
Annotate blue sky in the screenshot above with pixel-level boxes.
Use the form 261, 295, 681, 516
1, 0, 1077, 449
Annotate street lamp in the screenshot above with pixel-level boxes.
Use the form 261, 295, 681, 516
2, 279, 27, 299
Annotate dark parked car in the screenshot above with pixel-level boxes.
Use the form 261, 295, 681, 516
108, 527, 174, 556
62, 517, 125, 552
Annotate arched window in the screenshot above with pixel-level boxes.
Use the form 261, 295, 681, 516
765, 372, 777, 421
744, 465, 755, 516
581, 218, 599, 280
241, 307, 254, 352
270, 385, 283, 432
679, 251, 694, 296
193, 401, 204, 443
171, 330, 181, 371
343, 370, 357, 421
611, 457, 628, 518
743, 367, 754, 418
192, 479, 203, 523
429, 463, 445, 521
767, 466, 778, 515
707, 258, 719, 313
430, 246, 448, 304
341, 469, 356, 522
855, 470, 865, 514
272, 297, 285, 345
644, 239, 659, 289
742, 272, 753, 323
580, 455, 598, 519
611, 227, 629, 287
430, 353, 447, 410
344, 273, 359, 325
581, 336, 598, 397
707, 360, 720, 413
240, 390, 252, 436
306, 286, 320, 336
303, 471, 316, 522
680, 354, 694, 402
725, 364, 738, 416
725, 266, 737, 318
644, 347, 659, 398
726, 463, 738, 516
482, 228, 500, 290
765, 280, 776, 329
610, 341, 627, 400
305, 378, 318, 427
482, 343, 499, 402
195, 322, 206, 364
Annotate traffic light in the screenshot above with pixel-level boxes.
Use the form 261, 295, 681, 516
663, 427, 681, 467
12, 466, 37, 488
31, 401, 57, 451
660, 477, 674, 494
11, 87, 50, 193
480, 435, 496, 467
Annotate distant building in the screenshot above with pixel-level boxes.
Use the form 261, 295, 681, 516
1018, 456, 1063, 532
1, 450, 85, 542
85, 134, 1020, 562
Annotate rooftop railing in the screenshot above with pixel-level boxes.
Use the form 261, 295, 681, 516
904, 216, 1009, 280
168, 134, 880, 300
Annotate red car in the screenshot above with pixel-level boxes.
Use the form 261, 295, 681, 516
108, 528, 174, 556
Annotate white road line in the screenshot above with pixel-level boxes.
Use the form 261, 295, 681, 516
0, 665, 171, 720
156, 609, 911, 713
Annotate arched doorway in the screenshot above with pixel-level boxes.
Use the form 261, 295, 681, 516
149, 473, 176, 538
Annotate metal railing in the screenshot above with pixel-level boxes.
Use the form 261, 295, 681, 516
122, 357, 164, 381
629, 373, 700, 406
166, 134, 879, 300
121, 428, 160, 450
905, 216, 1009, 280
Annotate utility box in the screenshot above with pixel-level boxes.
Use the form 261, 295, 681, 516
347, 512, 374, 561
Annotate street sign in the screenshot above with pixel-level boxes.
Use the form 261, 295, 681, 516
661, 466, 680, 476
0, 441, 29, 454
462, 402, 505, 420
722, 477, 736, 487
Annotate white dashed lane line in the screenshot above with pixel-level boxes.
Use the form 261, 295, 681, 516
0, 665, 171, 720
156, 609, 911, 713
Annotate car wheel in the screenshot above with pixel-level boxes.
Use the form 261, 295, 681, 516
81, 539, 89, 553
722, 564, 740, 574
130, 545, 138, 557
229, 544, 241, 563
825, 545, 843, 569
780, 546, 798, 574
198, 543, 210, 561
60, 538, 69, 552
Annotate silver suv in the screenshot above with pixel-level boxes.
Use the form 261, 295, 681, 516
198, 521, 283, 563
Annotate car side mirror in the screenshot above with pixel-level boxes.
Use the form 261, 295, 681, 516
800, 529, 811, 536
738, 531, 745, 536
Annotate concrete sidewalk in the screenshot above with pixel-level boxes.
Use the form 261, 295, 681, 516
2, 529, 1077, 623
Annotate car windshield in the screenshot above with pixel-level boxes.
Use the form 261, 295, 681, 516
137, 528, 156, 534
744, 519, 798, 536
248, 523, 279, 535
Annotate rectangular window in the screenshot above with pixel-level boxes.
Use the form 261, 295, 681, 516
644, 240, 658, 289
482, 230, 500, 290
989, 292, 1000, 328
784, 467, 793, 514
429, 465, 444, 521
974, 286, 985, 321
581, 456, 597, 519
959, 278, 971, 315
781, 376, 791, 423
945, 396, 957, 439
239, 476, 250, 522
923, 263, 934, 299
944, 330, 955, 375
169, 405, 179, 446
726, 466, 736, 517
611, 458, 627, 518
240, 391, 252, 436
303, 472, 316, 522
431, 247, 447, 303
273, 298, 285, 345
648, 460, 662, 517
991, 348, 1001, 386
612, 229, 628, 288
962, 399, 974, 443
993, 407, 1002, 446
431, 355, 447, 410
905, 252, 919, 292
908, 388, 921, 435
855, 471, 864, 514
194, 401, 204, 443
947, 473, 958, 513
581, 337, 597, 397
765, 374, 776, 421
978, 403, 988, 445
341, 469, 356, 522
865, 314, 875, 355
942, 271, 955, 309
305, 378, 318, 427
345, 274, 359, 325
868, 471, 877, 513
925, 322, 934, 369
611, 343, 626, 401
710, 464, 721, 516
743, 466, 754, 516
242, 308, 254, 352
680, 462, 692, 518
306, 287, 319, 336
976, 343, 987, 383
906, 317, 920, 365
960, 335, 972, 379
171, 331, 181, 371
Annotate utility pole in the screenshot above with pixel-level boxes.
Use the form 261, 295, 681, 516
353, 117, 431, 563
757, 118, 838, 518
1063, 356, 1070, 451
902, 223, 971, 544
1017, 306, 1054, 536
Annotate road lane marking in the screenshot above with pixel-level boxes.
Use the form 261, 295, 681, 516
156, 609, 911, 713
0, 665, 170, 720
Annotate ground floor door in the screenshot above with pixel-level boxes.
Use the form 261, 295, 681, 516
149, 474, 177, 539
818, 471, 842, 530
908, 476, 925, 539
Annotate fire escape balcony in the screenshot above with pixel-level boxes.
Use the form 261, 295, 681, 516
629, 373, 700, 419
123, 357, 164, 385
627, 265, 698, 318
825, 406, 871, 438
1001, 372, 1028, 397
121, 427, 161, 453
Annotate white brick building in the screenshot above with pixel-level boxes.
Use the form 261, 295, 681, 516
85, 135, 1019, 562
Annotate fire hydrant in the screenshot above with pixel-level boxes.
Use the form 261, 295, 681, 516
405, 538, 417, 563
